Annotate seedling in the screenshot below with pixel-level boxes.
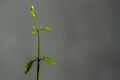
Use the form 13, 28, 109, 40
24, 5, 56, 80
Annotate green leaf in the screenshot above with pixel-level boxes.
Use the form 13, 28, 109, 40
31, 31, 36, 36
43, 56, 56, 65
24, 60, 34, 74
32, 26, 37, 30
33, 54, 38, 58
40, 27, 51, 31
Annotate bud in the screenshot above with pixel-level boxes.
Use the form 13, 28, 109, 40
30, 5, 35, 17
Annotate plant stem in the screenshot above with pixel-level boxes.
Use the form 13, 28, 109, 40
33, 15, 40, 80
37, 29, 40, 80
37, 59, 40, 80
37, 29, 40, 59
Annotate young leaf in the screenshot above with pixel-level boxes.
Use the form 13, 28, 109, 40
32, 26, 37, 30
24, 60, 34, 74
33, 54, 38, 58
40, 27, 51, 31
31, 31, 36, 36
43, 56, 56, 65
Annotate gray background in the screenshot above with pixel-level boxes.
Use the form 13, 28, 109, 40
0, 0, 120, 80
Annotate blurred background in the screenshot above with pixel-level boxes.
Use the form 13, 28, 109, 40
0, 0, 120, 80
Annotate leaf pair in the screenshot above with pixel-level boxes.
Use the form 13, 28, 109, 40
24, 56, 56, 74
31, 26, 51, 36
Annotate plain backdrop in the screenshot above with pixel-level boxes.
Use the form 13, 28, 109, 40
0, 0, 120, 80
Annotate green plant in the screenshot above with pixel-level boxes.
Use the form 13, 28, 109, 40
24, 5, 56, 80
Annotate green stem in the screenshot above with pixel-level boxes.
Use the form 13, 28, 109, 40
37, 59, 40, 80
37, 30, 40, 80
33, 15, 40, 80
33, 16, 39, 30
37, 29, 40, 59
37, 23, 40, 80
